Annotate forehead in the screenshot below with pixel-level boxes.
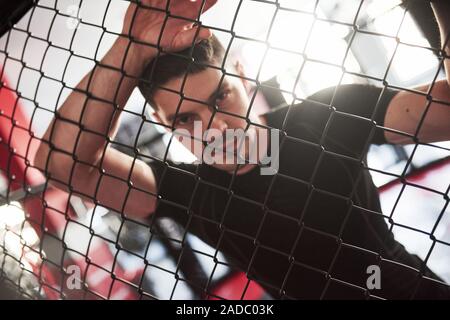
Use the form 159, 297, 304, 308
152, 67, 225, 115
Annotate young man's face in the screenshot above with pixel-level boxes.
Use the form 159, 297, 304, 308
152, 66, 267, 173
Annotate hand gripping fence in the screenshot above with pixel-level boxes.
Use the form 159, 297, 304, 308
0, 0, 449, 300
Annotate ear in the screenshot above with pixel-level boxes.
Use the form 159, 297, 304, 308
149, 108, 170, 130
152, 111, 163, 124
235, 61, 251, 94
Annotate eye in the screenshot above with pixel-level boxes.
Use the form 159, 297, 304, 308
215, 89, 230, 106
174, 114, 194, 127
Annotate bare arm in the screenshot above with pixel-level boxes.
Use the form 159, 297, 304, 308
384, 1, 450, 145
33, 0, 216, 219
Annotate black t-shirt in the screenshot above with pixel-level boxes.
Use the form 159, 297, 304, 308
149, 84, 450, 299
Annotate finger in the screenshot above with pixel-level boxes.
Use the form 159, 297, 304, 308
197, 27, 213, 41
140, 0, 168, 11
172, 26, 212, 50
170, 0, 218, 19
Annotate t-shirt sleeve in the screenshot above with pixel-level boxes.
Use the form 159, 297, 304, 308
275, 84, 399, 160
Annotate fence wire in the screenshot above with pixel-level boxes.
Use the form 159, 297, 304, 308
0, 0, 449, 300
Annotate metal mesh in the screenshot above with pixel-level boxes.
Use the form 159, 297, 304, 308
0, 0, 449, 300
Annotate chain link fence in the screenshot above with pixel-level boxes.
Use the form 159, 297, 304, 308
0, 0, 449, 300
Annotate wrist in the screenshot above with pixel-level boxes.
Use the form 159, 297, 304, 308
112, 36, 158, 78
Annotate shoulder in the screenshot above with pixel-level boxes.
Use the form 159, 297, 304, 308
264, 83, 399, 130
265, 84, 397, 118
263, 84, 399, 153
262, 86, 339, 140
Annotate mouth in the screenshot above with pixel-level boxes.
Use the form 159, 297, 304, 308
207, 141, 239, 158
223, 138, 246, 155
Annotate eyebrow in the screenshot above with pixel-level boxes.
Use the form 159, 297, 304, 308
166, 82, 227, 122
167, 111, 194, 122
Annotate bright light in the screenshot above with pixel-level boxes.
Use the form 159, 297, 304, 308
240, 6, 362, 101
365, 0, 403, 19
0, 201, 41, 267
0, 202, 25, 228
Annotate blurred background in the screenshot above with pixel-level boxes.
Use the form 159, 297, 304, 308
0, 0, 449, 299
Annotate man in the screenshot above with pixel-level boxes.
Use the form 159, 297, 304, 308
34, 0, 450, 299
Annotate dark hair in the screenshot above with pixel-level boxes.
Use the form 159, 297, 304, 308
138, 35, 226, 109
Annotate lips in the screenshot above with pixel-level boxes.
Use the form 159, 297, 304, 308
206, 135, 249, 156
224, 138, 247, 155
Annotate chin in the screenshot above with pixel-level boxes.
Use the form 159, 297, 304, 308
210, 162, 238, 171
212, 162, 256, 175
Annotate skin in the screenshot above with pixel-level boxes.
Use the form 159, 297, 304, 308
384, 2, 450, 144
152, 65, 268, 174
33, 0, 450, 221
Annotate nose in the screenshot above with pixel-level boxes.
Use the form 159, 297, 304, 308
204, 112, 228, 142
210, 113, 228, 131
